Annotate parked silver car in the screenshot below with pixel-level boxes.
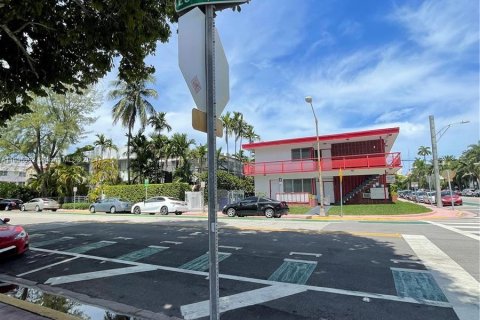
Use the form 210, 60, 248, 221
89, 198, 132, 214
20, 198, 59, 212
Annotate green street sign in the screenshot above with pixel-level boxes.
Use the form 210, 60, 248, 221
175, 0, 247, 13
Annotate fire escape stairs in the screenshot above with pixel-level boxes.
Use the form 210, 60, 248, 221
340, 175, 379, 205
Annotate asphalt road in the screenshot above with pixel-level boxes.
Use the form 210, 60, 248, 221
0, 212, 478, 320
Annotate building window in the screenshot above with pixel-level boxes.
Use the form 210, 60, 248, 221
0, 171, 7, 176
291, 148, 313, 160
283, 178, 314, 194
18, 172, 26, 177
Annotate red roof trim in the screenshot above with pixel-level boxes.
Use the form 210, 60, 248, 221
243, 127, 400, 150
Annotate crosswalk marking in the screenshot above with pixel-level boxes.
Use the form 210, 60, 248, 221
180, 252, 231, 271
65, 241, 116, 254
116, 246, 169, 262
31, 247, 451, 308
28, 234, 45, 238
161, 241, 183, 245
403, 234, 480, 320
427, 221, 480, 241
391, 267, 447, 302
181, 284, 306, 320
34, 236, 75, 247
268, 259, 317, 284
45, 265, 157, 285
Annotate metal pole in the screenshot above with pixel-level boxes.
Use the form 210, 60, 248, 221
429, 115, 442, 208
447, 169, 454, 209
308, 103, 326, 216
206, 5, 219, 320
340, 180, 343, 217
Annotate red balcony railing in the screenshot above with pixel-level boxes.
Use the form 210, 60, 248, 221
243, 152, 401, 176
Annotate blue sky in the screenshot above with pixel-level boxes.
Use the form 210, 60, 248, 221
87, 0, 479, 173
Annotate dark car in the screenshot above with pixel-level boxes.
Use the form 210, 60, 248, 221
222, 196, 289, 218
0, 199, 23, 211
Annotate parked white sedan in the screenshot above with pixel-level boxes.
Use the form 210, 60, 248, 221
131, 196, 188, 215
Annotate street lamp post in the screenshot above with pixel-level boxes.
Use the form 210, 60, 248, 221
429, 115, 470, 208
305, 96, 326, 216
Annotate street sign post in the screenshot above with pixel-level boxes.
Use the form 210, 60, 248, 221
177, 2, 247, 318
339, 169, 343, 217
73, 187, 77, 210
144, 179, 149, 200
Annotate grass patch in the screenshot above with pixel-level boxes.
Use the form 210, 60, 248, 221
288, 206, 314, 214
328, 202, 432, 215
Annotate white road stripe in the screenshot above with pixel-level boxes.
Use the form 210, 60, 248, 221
17, 257, 79, 277
161, 241, 183, 245
403, 234, 480, 320
440, 223, 479, 226
30, 247, 451, 309
181, 284, 306, 319
390, 267, 429, 273
219, 245, 242, 250
289, 251, 322, 258
45, 265, 157, 285
284, 258, 317, 264
427, 221, 480, 241
114, 237, 132, 240
0, 246, 16, 253
74, 234, 92, 236
28, 234, 45, 238
390, 259, 423, 265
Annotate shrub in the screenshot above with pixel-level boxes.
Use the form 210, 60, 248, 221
0, 182, 38, 201
61, 203, 90, 210
96, 182, 191, 203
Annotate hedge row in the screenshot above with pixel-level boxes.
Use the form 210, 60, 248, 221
102, 183, 190, 203
61, 203, 90, 210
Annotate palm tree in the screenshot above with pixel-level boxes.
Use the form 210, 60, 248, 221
54, 164, 86, 197
417, 146, 432, 163
243, 124, 260, 159
104, 138, 118, 159
169, 133, 195, 170
94, 134, 107, 159
110, 77, 157, 184
192, 143, 208, 174
231, 111, 244, 156
221, 111, 233, 158
149, 111, 172, 133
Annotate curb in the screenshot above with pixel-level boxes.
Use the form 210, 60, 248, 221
0, 293, 82, 320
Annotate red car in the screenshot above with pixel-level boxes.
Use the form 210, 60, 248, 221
441, 191, 463, 206
0, 218, 29, 257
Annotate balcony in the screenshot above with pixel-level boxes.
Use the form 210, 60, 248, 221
243, 152, 401, 176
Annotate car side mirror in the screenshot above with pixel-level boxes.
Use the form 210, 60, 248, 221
3, 218, 10, 223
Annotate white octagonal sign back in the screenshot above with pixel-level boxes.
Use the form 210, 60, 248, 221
178, 7, 229, 117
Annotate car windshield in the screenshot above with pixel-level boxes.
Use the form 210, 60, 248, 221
119, 199, 129, 202
441, 191, 453, 196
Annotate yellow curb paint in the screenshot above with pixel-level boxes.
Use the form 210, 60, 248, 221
0, 293, 82, 320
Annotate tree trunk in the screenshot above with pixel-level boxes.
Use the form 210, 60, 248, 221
127, 128, 131, 184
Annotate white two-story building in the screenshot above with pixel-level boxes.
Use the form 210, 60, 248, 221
242, 127, 402, 205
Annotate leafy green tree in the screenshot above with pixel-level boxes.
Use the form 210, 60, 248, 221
0, 1, 176, 122
54, 164, 87, 197
89, 159, 120, 201
110, 76, 157, 184
231, 111, 245, 156
0, 87, 97, 194
457, 142, 480, 188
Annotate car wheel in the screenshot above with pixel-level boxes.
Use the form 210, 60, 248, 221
52, 209, 57, 212
226, 208, 236, 217
160, 206, 168, 215
175, 212, 182, 215
110, 206, 116, 214
35, 205, 41, 212
133, 206, 141, 214
264, 208, 275, 218
90, 206, 96, 213
20, 205, 26, 212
